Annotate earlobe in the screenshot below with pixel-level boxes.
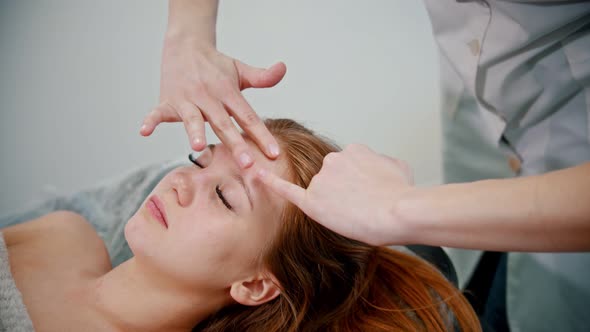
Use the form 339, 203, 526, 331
230, 276, 281, 306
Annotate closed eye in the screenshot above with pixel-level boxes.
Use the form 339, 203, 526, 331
189, 153, 233, 211
216, 185, 233, 210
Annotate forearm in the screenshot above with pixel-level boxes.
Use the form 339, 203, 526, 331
397, 162, 590, 252
167, 0, 219, 47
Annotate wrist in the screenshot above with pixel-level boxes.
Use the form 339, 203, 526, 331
166, 22, 216, 46
166, 0, 218, 47
163, 31, 216, 55
389, 187, 431, 246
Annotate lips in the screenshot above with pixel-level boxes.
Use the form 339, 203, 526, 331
146, 195, 168, 229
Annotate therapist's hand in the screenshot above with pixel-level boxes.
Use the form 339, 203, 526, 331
141, 35, 286, 168
256, 144, 416, 246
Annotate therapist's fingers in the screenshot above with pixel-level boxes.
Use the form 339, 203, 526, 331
222, 60, 286, 159
224, 90, 280, 158
256, 168, 308, 212
140, 102, 181, 136
199, 96, 254, 168
177, 102, 207, 151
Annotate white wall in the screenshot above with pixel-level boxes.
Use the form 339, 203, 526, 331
0, 0, 440, 214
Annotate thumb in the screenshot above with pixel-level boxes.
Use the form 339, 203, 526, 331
236, 61, 287, 90
256, 168, 308, 210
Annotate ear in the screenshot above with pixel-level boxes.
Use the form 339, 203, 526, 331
229, 274, 281, 306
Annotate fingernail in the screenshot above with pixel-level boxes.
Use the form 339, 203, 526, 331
257, 168, 268, 178
269, 143, 280, 157
239, 153, 253, 168
140, 124, 147, 132
192, 137, 203, 148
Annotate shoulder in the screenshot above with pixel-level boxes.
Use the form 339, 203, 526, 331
3, 210, 111, 274
4, 210, 92, 244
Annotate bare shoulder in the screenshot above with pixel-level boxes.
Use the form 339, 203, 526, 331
3, 210, 111, 274
4, 210, 95, 245
3, 212, 114, 331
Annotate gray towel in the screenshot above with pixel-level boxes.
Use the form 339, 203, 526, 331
0, 232, 35, 332
0, 157, 186, 267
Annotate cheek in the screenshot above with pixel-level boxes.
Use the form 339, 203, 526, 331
167, 216, 263, 283
160, 231, 239, 287
171, 214, 238, 262
124, 212, 155, 258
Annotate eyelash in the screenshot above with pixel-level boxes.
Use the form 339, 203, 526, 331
188, 154, 233, 211
215, 185, 233, 210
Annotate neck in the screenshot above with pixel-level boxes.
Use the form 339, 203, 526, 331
83, 258, 229, 332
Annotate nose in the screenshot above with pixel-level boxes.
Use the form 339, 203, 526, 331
169, 170, 193, 207
169, 167, 212, 207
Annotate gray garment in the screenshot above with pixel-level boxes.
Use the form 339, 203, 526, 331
424, 0, 590, 331
0, 232, 35, 332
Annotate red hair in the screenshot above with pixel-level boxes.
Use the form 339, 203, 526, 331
194, 119, 481, 331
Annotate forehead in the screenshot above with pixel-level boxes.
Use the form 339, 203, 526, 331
211, 139, 289, 177
214, 138, 291, 211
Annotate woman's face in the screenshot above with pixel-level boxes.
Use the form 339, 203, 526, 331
125, 139, 289, 290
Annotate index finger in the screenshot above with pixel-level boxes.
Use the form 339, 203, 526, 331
199, 97, 254, 169
256, 168, 307, 210
225, 92, 280, 159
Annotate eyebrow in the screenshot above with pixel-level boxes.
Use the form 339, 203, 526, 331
209, 144, 254, 210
